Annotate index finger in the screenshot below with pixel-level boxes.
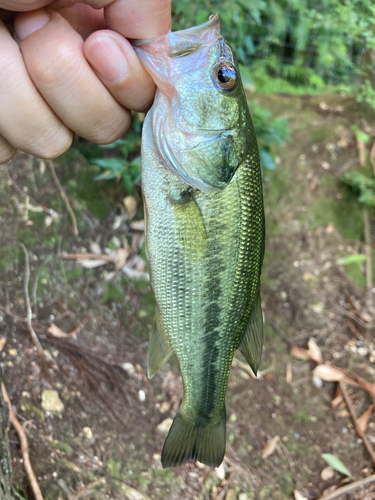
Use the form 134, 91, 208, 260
51, 0, 171, 38
105, 0, 171, 39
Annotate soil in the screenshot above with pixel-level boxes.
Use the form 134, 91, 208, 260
0, 93, 375, 500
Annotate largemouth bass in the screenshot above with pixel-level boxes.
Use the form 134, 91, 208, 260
134, 14, 265, 468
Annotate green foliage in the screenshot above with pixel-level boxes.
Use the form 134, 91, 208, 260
81, 114, 142, 195
249, 102, 289, 170
172, 0, 375, 107
342, 169, 375, 207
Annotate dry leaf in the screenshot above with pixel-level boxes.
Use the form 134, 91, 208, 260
313, 364, 345, 382
66, 324, 83, 337
308, 338, 323, 363
294, 490, 308, 500
331, 386, 344, 408
114, 248, 130, 268
286, 361, 292, 384
122, 267, 149, 281
130, 220, 145, 231
89, 241, 102, 254
124, 196, 138, 220
357, 404, 374, 433
290, 345, 311, 360
48, 323, 68, 338
48, 323, 82, 338
78, 258, 108, 268
262, 435, 280, 459
0, 336, 6, 352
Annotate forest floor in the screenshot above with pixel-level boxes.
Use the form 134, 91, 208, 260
0, 92, 375, 500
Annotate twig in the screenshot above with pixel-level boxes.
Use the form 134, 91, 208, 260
47, 160, 78, 236
6, 170, 56, 217
271, 322, 294, 346
316, 473, 375, 500
363, 207, 373, 308
2, 383, 44, 500
339, 381, 375, 466
62, 253, 115, 262
17, 243, 47, 361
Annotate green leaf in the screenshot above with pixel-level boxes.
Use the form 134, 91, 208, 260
260, 149, 275, 170
321, 454, 353, 479
91, 158, 126, 175
121, 172, 134, 195
341, 254, 367, 265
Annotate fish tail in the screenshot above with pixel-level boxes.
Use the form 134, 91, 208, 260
161, 407, 226, 468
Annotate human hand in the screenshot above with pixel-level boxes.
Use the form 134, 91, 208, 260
0, 0, 171, 164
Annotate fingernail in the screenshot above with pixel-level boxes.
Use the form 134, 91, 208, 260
85, 36, 128, 83
14, 9, 50, 41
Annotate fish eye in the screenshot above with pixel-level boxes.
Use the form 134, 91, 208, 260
214, 63, 238, 91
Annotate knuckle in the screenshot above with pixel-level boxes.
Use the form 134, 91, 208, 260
27, 42, 83, 91
30, 127, 73, 159
88, 112, 131, 145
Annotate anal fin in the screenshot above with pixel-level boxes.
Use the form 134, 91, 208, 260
147, 308, 173, 379
238, 291, 264, 375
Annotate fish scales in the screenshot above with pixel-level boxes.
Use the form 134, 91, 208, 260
135, 14, 265, 468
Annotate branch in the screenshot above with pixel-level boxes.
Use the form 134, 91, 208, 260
2, 383, 44, 500
17, 243, 47, 361
316, 473, 375, 500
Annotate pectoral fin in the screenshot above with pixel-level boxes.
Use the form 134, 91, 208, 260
147, 308, 173, 379
238, 292, 264, 375
168, 189, 207, 255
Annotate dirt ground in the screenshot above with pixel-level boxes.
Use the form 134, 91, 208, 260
1, 93, 375, 500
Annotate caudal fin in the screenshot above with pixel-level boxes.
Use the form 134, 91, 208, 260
161, 408, 226, 468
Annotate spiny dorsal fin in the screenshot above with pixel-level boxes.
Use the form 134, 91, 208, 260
238, 291, 264, 375
147, 308, 173, 379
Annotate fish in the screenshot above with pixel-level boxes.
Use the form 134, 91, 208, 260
133, 14, 265, 468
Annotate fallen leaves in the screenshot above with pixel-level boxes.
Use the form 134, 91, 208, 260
321, 453, 353, 479
357, 404, 374, 433
261, 435, 280, 459
48, 323, 83, 339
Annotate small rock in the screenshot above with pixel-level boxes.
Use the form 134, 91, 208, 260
82, 427, 94, 440
321, 466, 334, 480
138, 390, 146, 402
157, 418, 173, 434
239, 494, 251, 500
358, 347, 368, 357
159, 402, 170, 414
122, 362, 135, 374
8, 349, 17, 357
41, 390, 64, 413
